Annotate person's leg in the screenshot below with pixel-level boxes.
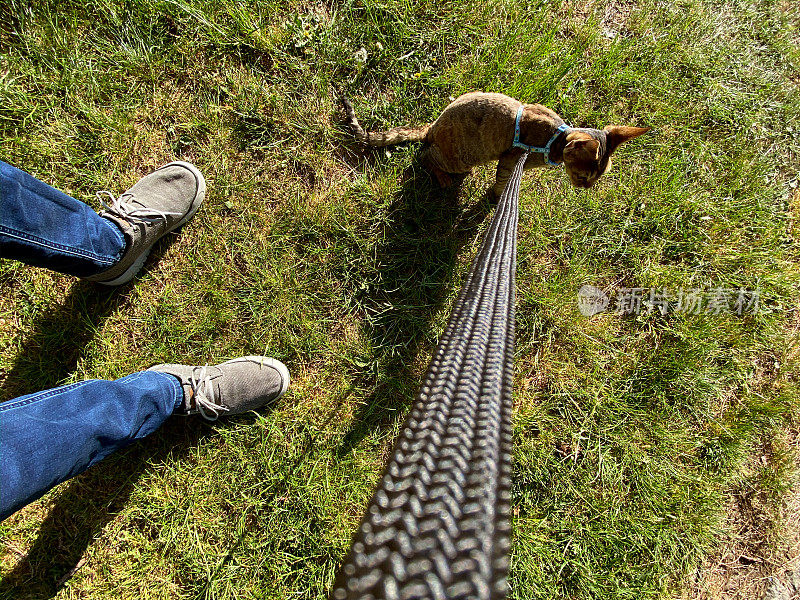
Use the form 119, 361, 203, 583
0, 371, 181, 520
0, 161, 127, 277
0, 357, 289, 521
0, 160, 205, 285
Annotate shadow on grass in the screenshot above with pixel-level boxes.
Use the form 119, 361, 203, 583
0, 231, 185, 402
0, 394, 338, 600
0, 281, 126, 402
336, 154, 494, 455
0, 418, 230, 600
0, 233, 206, 599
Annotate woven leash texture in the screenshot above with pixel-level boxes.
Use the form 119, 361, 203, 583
331, 153, 526, 600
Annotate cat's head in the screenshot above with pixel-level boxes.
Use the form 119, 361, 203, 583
562, 125, 650, 188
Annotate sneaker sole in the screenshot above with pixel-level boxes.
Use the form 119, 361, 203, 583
222, 356, 291, 400
98, 161, 207, 286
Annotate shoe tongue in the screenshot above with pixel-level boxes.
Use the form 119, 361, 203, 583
113, 191, 146, 214
183, 384, 196, 408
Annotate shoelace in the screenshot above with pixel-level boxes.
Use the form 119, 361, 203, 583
96, 190, 180, 224
188, 365, 230, 421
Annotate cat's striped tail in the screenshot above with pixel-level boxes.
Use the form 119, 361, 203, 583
340, 96, 429, 147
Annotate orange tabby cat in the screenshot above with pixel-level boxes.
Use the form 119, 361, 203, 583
342, 91, 649, 196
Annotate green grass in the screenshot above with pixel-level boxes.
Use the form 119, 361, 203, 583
1, 0, 799, 598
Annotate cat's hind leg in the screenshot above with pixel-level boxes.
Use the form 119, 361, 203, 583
419, 145, 465, 188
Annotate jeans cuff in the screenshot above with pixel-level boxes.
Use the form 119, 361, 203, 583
147, 370, 185, 413
103, 216, 128, 263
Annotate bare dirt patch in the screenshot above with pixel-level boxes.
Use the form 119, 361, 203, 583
684, 296, 800, 600
683, 434, 799, 600
600, 0, 637, 38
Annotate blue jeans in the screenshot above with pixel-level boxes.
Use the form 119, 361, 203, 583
0, 160, 126, 277
0, 373, 182, 520
0, 162, 180, 520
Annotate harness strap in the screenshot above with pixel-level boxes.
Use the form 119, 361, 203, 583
512, 105, 571, 166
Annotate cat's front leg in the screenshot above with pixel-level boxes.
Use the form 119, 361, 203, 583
491, 151, 522, 198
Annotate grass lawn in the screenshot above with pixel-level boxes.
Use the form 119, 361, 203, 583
1, 0, 799, 598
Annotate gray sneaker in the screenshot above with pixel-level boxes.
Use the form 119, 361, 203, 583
85, 161, 206, 286
149, 356, 290, 421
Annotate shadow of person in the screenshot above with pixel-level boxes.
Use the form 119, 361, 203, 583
0, 229, 187, 402
0, 280, 128, 402
337, 154, 495, 456
0, 414, 268, 600
0, 231, 202, 598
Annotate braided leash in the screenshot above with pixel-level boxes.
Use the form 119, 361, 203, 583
331, 153, 527, 600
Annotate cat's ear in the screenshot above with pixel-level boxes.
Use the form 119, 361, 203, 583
604, 125, 651, 152
565, 132, 601, 160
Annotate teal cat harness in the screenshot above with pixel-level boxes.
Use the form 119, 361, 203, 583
513, 105, 571, 166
